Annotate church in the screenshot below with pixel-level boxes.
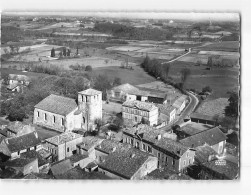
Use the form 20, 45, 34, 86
33, 88, 102, 132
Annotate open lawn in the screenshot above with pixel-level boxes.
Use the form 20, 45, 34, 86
93, 65, 156, 85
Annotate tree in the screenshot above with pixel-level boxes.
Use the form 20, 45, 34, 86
67, 49, 71, 57
15, 46, 20, 53
207, 56, 213, 69
85, 65, 92, 72
63, 47, 67, 56
9, 45, 15, 54
225, 91, 239, 118
202, 86, 212, 93
113, 77, 121, 86
76, 46, 79, 55
112, 116, 124, 132
180, 68, 191, 88
94, 118, 103, 132
53, 77, 76, 96
51, 47, 55, 57
94, 74, 112, 100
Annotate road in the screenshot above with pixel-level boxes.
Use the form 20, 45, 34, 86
161, 48, 191, 64
176, 91, 199, 125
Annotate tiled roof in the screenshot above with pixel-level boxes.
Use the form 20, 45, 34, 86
172, 95, 187, 109
195, 144, 218, 164
50, 159, 73, 176
144, 167, 192, 180
68, 154, 88, 163
56, 166, 111, 179
112, 83, 140, 93
78, 88, 102, 96
23, 172, 54, 179
21, 150, 49, 167
202, 160, 239, 179
190, 112, 215, 121
77, 136, 104, 151
34, 94, 78, 116
0, 167, 23, 179
7, 83, 19, 90
136, 86, 167, 99
9, 74, 30, 82
180, 127, 227, 148
156, 104, 176, 116
98, 146, 156, 179
155, 138, 189, 157
95, 139, 131, 154
7, 121, 35, 134
45, 132, 82, 146
1, 158, 36, 168
123, 100, 158, 112
3, 131, 41, 153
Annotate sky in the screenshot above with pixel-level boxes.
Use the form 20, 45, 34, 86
2, 11, 239, 21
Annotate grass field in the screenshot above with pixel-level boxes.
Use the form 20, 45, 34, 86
197, 41, 240, 52
93, 65, 156, 85
0, 68, 49, 79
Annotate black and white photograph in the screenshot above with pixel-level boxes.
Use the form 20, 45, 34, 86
0, 0, 250, 194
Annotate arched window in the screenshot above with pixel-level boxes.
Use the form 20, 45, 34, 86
61, 118, 64, 126
83, 117, 85, 124
53, 115, 56, 123
44, 113, 47, 121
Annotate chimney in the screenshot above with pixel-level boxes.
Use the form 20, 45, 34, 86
34, 131, 38, 139
157, 134, 161, 140
130, 153, 135, 158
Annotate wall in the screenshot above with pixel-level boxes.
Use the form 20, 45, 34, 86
211, 140, 225, 154
33, 108, 66, 132
72, 157, 94, 169
178, 150, 195, 172
65, 108, 80, 131
98, 167, 125, 180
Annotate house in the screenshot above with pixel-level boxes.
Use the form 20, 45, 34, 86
97, 146, 158, 180
143, 167, 192, 180
48, 159, 73, 178
55, 166, 111, 180
122, 124, 195, 173
20, 150, 50, 173
0, 131, 42, 159
1, 158, 39, 176
0, 167, 24, 179
122, 100, 158, 126
94, 139, 132, 164
33, 88, 102, 132
77, 136, 104, 160
156, 104, 176, 124
43, 132, 83, 161
172, 95, 187, 115
199, 159, 239, 180
23, 172, 54, 179
68, 154, 93, 169
107, 83, 147, 103
5, 121, 36, 138
179, 127, 227, 154
190, 112, 217, 126
7, 74, 30, 92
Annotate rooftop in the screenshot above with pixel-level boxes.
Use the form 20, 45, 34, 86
202, 160, 239, 179
68, 154, 88, 163
172, 95, 187, 109
77, 136, 104, 151
195, 144, 218, 164
180, 122, 214, 136
56, 166, 111, 180
45, 132, 82, 146
123, 100, 158, 112
190, 112, 215, 121
180, 127, 227, 148
50, 159, 73, 176
144, 167, 192, 180
78, 88, 102, 96
156, 104, 176, 115
20, 150, 49, 167
98, 146, 156, 179
35, 94, 78, 116
2, 131, 41, 153
6, 121, 35, 134
1, 157, 37, 168
23, 172, 54, 179
112, 83, 140, 94
9, 74, 30, 81
95, 139, 131, 154
0, 167, 23, 179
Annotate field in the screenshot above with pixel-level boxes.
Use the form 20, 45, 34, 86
93, 66, 156, 85
49, 57, 136, 69
196, 41, 240, 52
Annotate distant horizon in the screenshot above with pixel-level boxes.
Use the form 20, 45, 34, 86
2, 11, 240, 21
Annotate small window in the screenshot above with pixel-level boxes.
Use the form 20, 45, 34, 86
183, 160, 186, 166
17, 151, 20, 155
37, 111, 40, 117
61, 118, 64, 126
186, 152, 189, 157
53, 116, 56, 123
44, 113, 47, 121
130, 139, 133, 145
67, 147, 69, 152
143, 144, 146, 151
172, 159, 175, 165
148, 146, 152, 153
136, 142, 139, 148
166, 157, 168, 163
158, 152, 161, 158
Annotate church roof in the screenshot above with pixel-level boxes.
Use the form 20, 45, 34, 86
34, 94, 78, 116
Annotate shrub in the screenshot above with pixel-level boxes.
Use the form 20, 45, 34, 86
85, 65, 93, 71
